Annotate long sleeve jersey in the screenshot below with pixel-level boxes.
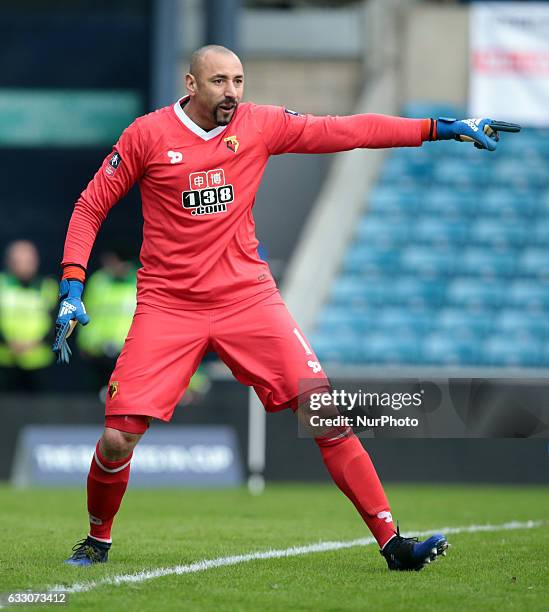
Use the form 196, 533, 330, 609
63, 97, 428, 309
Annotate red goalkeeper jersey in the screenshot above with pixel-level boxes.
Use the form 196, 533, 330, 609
63, 97, 427, 308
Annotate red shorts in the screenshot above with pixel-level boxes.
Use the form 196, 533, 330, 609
106, 289, 328, 421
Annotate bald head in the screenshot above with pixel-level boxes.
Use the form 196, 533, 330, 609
184, 45, 244, 130
189, 45, 241, 81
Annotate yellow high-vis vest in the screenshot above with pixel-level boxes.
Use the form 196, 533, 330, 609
0, 274, 57, 370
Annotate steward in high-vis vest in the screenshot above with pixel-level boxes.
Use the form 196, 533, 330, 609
0, 241, 57, 387
77, 254, 137, 361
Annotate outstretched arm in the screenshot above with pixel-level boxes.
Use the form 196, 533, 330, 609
253, 106, 430, 155
252, 105, 520, 155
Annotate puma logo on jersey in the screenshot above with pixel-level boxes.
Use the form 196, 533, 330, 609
167, 150, 183, 164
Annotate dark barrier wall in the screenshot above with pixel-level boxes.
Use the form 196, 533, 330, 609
1, 387, 548, 484
0, 0, 151, 273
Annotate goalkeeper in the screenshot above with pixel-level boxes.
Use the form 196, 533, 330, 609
53, 45, 520, 570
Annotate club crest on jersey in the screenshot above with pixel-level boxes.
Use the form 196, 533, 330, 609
105, 152, 122, 177
224, 135, 239, 153
182, 168, 235, 217
108, 381, 119, 399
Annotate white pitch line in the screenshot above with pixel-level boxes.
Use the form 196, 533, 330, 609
46, 520, 542, 596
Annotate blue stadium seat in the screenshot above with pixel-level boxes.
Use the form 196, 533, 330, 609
316, 307, 435, 337
377, 308, 434, 335
517, 249, 549, 279
420, 334, 479, 366
534, 220, 549, 247
316, 307, 367, 336
394, 279, 446, 307
434, 159, 489, 188
436, 309, 494, 337
419, 187, 476, 217
502, 130, 549, 158
414, 219, 470, 246
331, 278, 366, 305
331, 278, 398, 306
446, 279, 505, 309
379, 156, 431, 183
331, 277, 444, 307
536, 190, 549, 217
311, 334, 364, 364
400, 247, 456, 278
458, 249, 516, 278
497, 310, 549, 338
355, 218, 409, 246
507, 189, 538, 217
507, 281, 549, 310
343, 248, 400, 275
481, 335, 542, 367
492, 160, 547, 190
360, 333, 421, 365
367, 186, 418, 215
470, 219, 527, 248
538, 345, 549, 367
480, 188, 536, 218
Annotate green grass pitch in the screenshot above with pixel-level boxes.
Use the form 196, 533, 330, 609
0, 483, 547, 611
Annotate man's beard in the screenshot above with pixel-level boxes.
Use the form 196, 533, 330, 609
213, 100, 238, 126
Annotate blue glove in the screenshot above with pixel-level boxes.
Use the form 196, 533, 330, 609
52, 279, 89, 364
437, 118, 521, 151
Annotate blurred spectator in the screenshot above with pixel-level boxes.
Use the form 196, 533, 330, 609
0, 240, 57, 392
77, 248, 138, 388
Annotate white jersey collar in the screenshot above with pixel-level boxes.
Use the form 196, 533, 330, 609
173, 96, 228, 141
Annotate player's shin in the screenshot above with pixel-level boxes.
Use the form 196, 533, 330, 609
314, 426, 396, 548
298, 392, 396, 547
86, 441, 133, 542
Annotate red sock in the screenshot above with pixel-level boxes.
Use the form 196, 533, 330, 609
87, 441, 132, 542
316, 431, 396, 548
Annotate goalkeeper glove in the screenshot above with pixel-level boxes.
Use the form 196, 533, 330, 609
52, 279, 89, 364
436, 118, 521, 151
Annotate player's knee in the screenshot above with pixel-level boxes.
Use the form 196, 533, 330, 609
294, 384, 342, 439
295, 387, 357, 447
100, 427, 142, 461
292, 384, 333, 414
